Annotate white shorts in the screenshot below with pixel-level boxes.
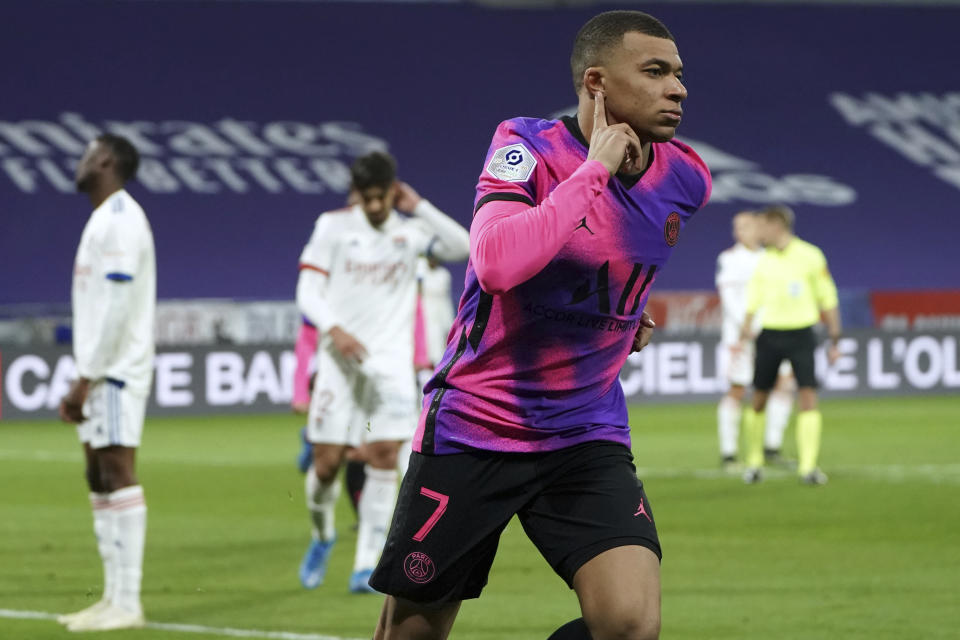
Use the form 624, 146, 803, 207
307, 349, 418, 447
76, 379, 146, 449
724, 341, 756, 387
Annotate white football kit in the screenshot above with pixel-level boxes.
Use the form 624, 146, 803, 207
716, 243, 763, 386
72, 189, 156, 449
298, 201, 468, 446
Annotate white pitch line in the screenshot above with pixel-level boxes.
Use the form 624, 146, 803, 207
0, 609, 367, 640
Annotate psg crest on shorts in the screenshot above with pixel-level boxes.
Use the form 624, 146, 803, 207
664, 212, 681, 247
403, 551, 437, 584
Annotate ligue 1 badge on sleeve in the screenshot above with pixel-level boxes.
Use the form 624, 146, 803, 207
487, 143, 537, 182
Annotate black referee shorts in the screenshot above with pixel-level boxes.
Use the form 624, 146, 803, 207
369, 441, 661, 604
753, 326, 818, 391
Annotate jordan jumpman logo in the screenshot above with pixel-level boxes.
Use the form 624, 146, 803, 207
574, 216, 594, 235
634, 498, 651, 522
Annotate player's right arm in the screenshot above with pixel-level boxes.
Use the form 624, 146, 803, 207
471, 92, 642, 295
296, 216, 367, 362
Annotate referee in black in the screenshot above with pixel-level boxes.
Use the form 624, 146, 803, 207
737, 205, 841, 485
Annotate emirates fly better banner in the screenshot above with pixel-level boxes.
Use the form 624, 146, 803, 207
2, 2, 959, 306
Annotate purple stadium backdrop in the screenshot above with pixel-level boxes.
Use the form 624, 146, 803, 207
2, 1, 958, 307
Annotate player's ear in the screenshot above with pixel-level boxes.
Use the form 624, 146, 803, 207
98, 149, 115, 172
583, 68, 605, 98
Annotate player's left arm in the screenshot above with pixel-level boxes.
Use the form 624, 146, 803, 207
813, 250, 842, 363
62, 224, 139, 422
395, 182, 470, 262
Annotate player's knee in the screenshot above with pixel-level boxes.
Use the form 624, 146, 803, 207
98, 467, 136, 493
586, 608, 659, 640
312, 449, 341, 483
84, 465, 104, 493
367, 442, 400, 469
797, 388, 817, 411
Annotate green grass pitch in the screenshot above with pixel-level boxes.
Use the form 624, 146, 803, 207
1, 395, 958, 639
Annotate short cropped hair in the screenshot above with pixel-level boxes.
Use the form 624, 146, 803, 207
762, 205, 795, 230
571, 11, 675, 92
97, 133, 139, 182
351, 151, 397, 191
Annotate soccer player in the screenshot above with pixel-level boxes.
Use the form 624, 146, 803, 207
291, 190, 362, 415
296, 151, 469, 593
716, 211, 794, 470
369, 11, 710, 640
739, 205, 841, 485
56, 134, 153, 631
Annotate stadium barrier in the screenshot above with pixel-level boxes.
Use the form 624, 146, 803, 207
2, 329, 957, 420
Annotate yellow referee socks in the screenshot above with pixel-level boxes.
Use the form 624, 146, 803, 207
796, 410, 823, 476
744, 408, 765, 469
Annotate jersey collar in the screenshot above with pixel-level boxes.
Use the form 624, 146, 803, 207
560, 116, 655, 189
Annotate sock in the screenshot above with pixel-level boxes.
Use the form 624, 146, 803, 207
796, 410, 823, 476
90, 492, 117, 603
109, 485, 146, 615
744, 408, 765, 469
547, 618, 592, 639
764, 390, 793, 451
397, 440, 412, 478
305, 465, 340, 542
353, 466, 397, 573
344, 460, 366, 516
717, 396, 742, 459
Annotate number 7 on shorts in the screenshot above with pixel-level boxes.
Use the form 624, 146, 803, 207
412, 487, 449, 542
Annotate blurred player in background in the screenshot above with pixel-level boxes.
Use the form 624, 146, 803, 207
292, 190, 363, 415
716, 211, 794, 471
57, 134, 153, 631
414, 257, 456, 388
293, 190, 365, 519
296, 151, 469, 593
371, 11, 709, 640
739, 205, 841, 485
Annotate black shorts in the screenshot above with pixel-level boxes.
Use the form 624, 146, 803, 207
753, 326, 818, 391
370, 441, 660, 604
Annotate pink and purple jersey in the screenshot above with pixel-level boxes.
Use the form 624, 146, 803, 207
413, 116, 711, 455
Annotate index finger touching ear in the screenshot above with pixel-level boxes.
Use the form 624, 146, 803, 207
593, 89, 607, 130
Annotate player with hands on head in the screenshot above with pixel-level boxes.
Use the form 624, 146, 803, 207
295, 151, 469, 594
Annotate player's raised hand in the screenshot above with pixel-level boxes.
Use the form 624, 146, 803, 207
328, 326, 369, 364
394, 181, 422, 213
586, 91, 644, 176
631, 311, 656, 353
